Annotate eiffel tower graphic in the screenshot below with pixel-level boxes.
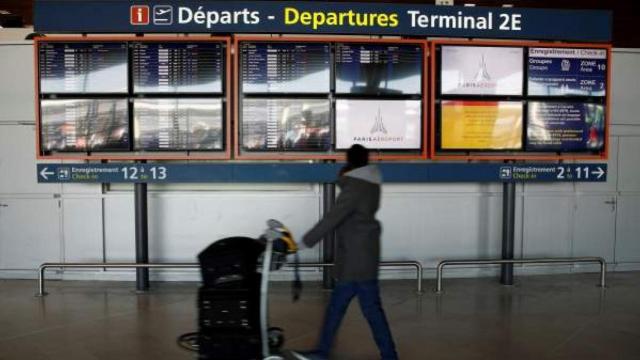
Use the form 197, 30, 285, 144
370, 107, 387, 134
473, 54, 491, 82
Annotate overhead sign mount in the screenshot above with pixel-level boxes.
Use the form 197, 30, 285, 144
34, 1, 612, 42
36, 163, 608, 184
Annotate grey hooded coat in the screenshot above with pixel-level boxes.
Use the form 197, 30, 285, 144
302, 165, 382, 282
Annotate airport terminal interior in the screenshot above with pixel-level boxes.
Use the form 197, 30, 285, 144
1, 1, 639, 359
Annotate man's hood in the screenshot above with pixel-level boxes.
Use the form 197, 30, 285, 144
343, 165, 382, 185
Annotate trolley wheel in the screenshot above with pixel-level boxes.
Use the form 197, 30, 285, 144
268, 327, 285, 350
176, 332, 199, 352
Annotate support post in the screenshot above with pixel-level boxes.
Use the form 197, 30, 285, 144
135, 181, 149, 292
322, 182, 336, 289
501, 181, 516, 285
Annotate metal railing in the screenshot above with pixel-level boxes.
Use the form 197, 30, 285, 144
290, 261, 424, 294
37, 263, 197, 297
36, 260, 423, 297
435, 257, 607, 293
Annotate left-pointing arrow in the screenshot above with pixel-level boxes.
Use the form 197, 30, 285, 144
40, 167, 54, 180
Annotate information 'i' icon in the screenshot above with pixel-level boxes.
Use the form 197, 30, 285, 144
130, 5, 150, 25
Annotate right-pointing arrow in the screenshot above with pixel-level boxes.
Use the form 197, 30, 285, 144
40, 167, 54, 180
594, 167, 605, 180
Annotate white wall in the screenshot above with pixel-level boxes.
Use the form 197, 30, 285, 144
1, 40, 640, 281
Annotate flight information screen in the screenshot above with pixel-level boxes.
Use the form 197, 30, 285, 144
440, 100, 523, 150
527, 102, 605, 152
133, 98, 224, 151
242, 98, 331, 151
39, 42, 128, 94
240, 42, 330, 93
132, 42, 224, 94
40, 98, 129, 152
336, 99, 422, 150
335, 43, 423, 95
440, 45, 524, 96
528, 47, 607, 97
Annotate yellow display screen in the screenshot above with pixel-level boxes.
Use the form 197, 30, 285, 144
441, 101, 523, 150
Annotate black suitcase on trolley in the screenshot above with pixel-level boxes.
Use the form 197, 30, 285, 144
197, 237, 265, 359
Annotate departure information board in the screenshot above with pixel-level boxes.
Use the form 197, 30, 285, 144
132, 42, 224, 94
40, 98, 129, 152
242, 98, 331, 151
133, 98, 224, 151
39, 42, 128, 94
335, 43, 423, 95
240, 42, 330, 93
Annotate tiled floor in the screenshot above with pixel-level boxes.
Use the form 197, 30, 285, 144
1, 272, 639, 359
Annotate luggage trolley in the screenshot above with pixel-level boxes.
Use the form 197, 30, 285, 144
178, 220, 302, 359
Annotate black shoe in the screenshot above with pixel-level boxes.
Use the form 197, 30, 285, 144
290, 350, 327, 360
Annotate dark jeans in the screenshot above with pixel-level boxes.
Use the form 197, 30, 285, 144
316, 280, 398, 360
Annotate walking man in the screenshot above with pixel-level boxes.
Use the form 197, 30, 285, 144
293, 144, 398, 360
